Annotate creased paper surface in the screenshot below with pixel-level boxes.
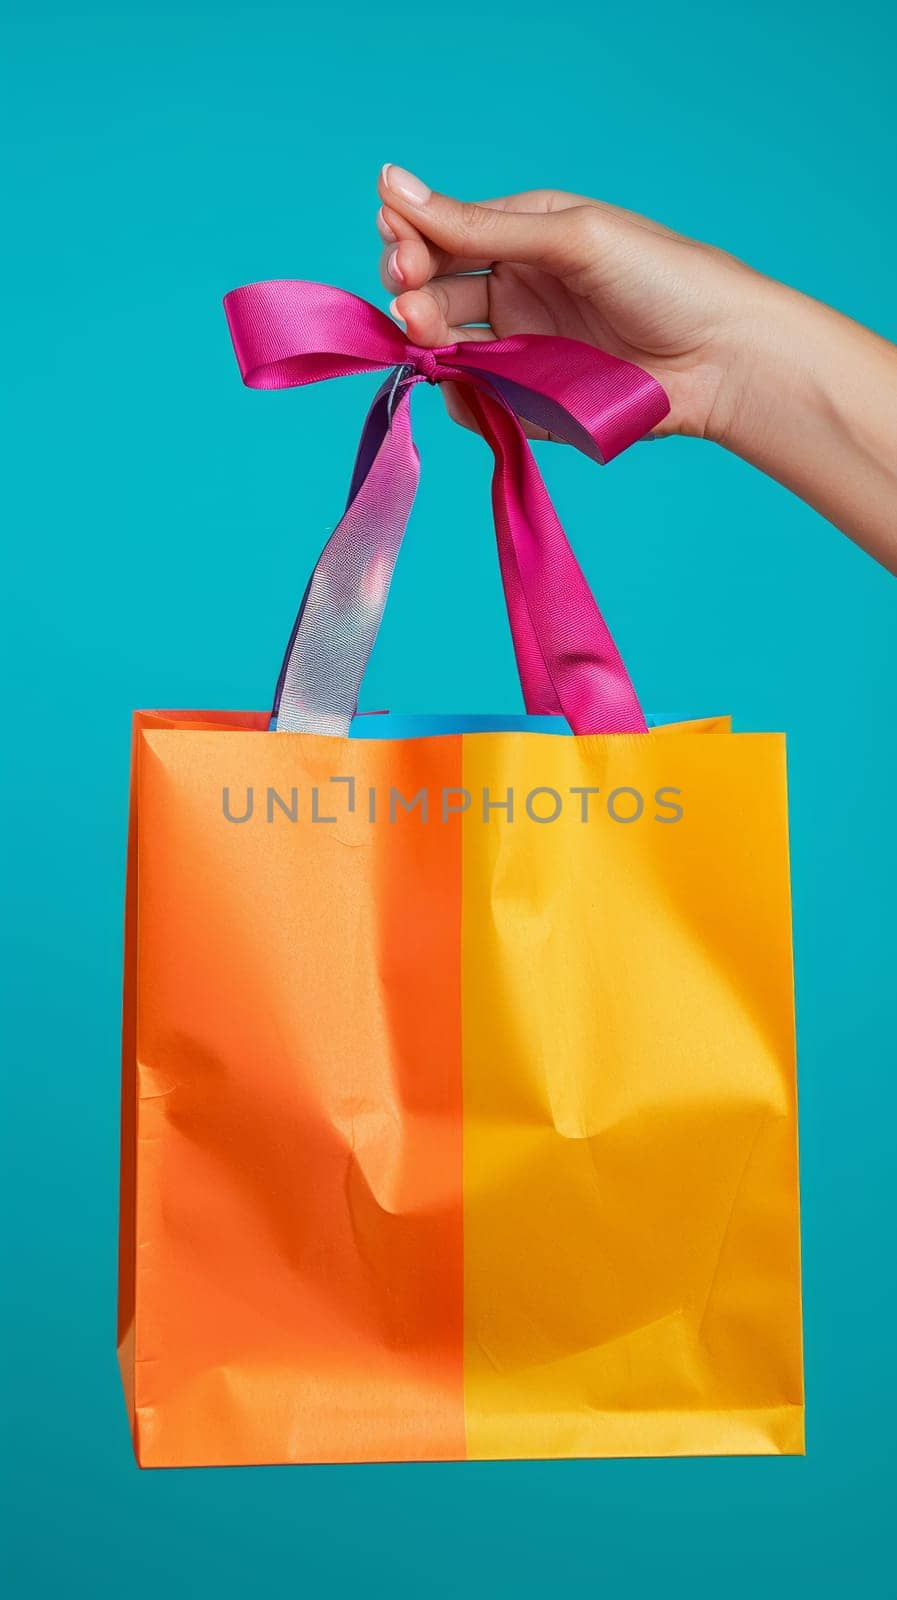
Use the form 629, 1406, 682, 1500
118, 712, 803, 1466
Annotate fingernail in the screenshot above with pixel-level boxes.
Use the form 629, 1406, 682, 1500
388, 298, 406, 330
387, 247, 404, 285
376, 206, 397, 243
381, 163, 431, 206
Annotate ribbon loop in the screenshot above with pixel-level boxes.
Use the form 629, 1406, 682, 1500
223, 279, 670, 735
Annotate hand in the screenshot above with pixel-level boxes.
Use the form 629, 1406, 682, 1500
375, 166, 897, 569
375, 164, 761, 443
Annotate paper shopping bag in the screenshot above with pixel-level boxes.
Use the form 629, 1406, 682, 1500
117, 282, 803, 1466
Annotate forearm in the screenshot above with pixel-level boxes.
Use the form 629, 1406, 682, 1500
711, 279, 897, 570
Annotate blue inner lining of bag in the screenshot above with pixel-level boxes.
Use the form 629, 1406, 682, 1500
348, 712, 709, 738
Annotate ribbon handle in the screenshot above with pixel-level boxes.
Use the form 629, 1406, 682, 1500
223, 280, 670, 735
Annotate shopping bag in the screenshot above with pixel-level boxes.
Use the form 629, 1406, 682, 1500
117, 283, 804, 1466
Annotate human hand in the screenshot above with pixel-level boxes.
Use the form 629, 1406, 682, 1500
376, 164, 763, 443
375, 165, 897, 569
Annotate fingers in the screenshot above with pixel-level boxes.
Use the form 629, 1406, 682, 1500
375, 205, 400, 244
423, 273, 490, 328
378, 164, 578, 272
377, 206, 470, 300
389, 278, 492, 347
377, 199, 493, 282
377, 207, 494, 344
380, 233, 442, 297
373, 166, 587, 437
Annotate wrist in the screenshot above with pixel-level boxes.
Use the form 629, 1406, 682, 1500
704, 276, 818, 455
703, 272, 897, 568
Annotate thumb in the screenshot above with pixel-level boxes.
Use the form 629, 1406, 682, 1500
378, 165, 579, 271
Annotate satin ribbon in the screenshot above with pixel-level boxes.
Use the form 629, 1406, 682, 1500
223, 280, 670, 735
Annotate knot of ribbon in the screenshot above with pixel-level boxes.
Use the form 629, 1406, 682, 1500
406, 344, 455, 382
223, 279, 670, 736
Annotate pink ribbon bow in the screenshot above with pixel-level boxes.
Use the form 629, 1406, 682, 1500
223, 279, 670, 735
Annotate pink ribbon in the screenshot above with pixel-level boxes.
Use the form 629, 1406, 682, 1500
224, 279, 669, 734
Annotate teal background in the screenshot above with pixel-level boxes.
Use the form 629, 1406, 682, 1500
3, 0, 896, 1593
